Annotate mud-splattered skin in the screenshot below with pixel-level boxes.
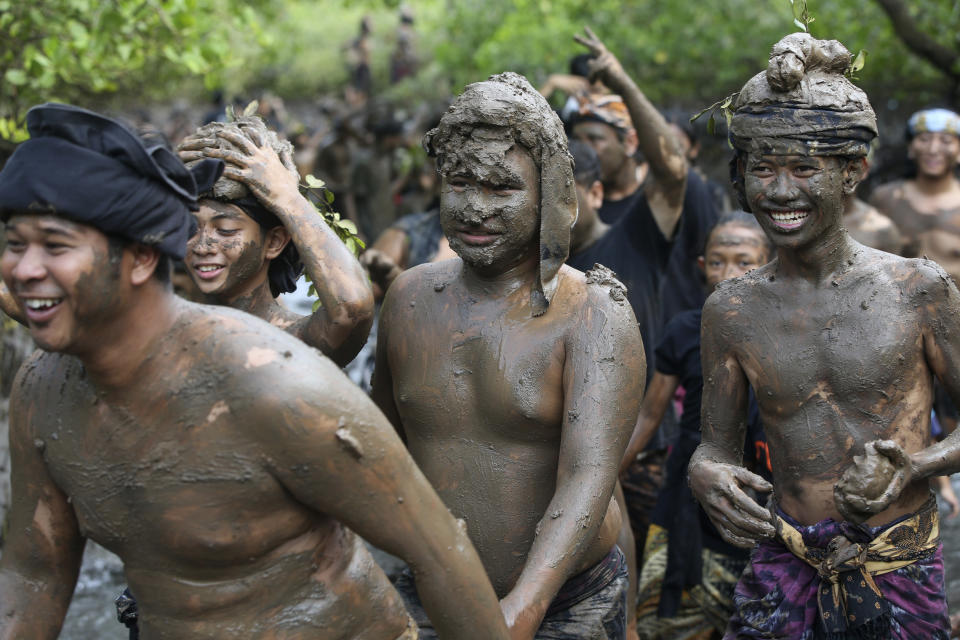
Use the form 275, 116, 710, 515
179, 128, 374, 367
842, 196, 904, 255
0, 215, 509, 640
689, 153, 960, 547
374, 136, 644, 636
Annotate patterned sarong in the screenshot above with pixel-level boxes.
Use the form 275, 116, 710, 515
725, 496, 949, 639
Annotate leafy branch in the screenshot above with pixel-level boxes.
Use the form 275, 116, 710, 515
691, 92, 739, 141
789, 0, 815, 33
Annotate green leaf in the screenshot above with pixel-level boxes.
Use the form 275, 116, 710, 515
793, 17, 807, 32
304, 174, 325, 189
325, 190, 335, 204
851, 49, 867, 74
243, 100, 259, 117
4, 69, 27, 86
339, 219, 358, 235
706, 113, 716, 136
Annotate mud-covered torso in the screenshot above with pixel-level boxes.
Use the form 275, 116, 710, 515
21, 311, 409, 639
717, 250, 937, 524
872, 180, 960, 279
384, 262, 614, 595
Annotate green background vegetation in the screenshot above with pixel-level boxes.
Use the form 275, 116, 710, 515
1, 0, 958, 145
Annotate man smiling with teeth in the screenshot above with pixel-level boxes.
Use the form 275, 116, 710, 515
689, 34, 960, 639
176, 116, 374, 367
0, 104, 511, 640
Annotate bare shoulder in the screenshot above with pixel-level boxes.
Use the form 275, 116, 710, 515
175, 303, 352, 408
869, 180, 906, 206
704, 262, 775, 324
12, 350, 82, 405
382, 258, 462, 312
560, 263, 634, 321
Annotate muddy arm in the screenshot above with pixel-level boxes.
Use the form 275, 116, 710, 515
272, 191, 374, 365
0, 281, 25, 325
619, 371, 680, 475
259, 358, 508, 640
688, 293, 774, 548
575, 27, 688, 239
0, 359, 85, 639
902, 261, 960, 479
370, 272, 409, 440
500, 288, 644, 637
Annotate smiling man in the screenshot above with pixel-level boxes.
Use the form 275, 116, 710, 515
175, 116, 374, 367
688, 34, 960, 639
373, 72, 645, 640
0, 103, 511, 640
870, 108, 960, 274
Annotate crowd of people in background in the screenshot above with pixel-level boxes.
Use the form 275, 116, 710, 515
2, 16, 960, 640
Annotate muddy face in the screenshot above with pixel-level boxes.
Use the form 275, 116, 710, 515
186, 199, 269, 301
1, 213, 124, 353
909, 132, 960, 179
440, 145, 540, 274
744, 154, 850, 250
571, 121, 627, 187
701, 223, 770, 292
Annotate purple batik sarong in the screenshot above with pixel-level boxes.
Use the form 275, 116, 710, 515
724, 497, 949, 639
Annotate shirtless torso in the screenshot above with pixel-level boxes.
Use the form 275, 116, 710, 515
3, 300, 508, 640
871, 179, 960, 276
375, 261, 640, 595
842, 196, 903, 254
702, 246, 950, 527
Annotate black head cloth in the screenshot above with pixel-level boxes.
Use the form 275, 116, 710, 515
0, 103, 223, 259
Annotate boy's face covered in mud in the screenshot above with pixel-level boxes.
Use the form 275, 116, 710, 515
2, 213, 124, 353
439, 137, 541, 273
743, 153, 853, 250
186, 199, 268, 299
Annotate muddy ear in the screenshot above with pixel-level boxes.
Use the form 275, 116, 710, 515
532, 146, 577, 317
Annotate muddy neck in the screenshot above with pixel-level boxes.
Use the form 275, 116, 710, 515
223, 278, 281, 320
79, 285, 182, 393
774, 226, 859, 284
461, 252, 540, 300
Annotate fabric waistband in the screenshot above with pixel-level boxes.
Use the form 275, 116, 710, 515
775, 495, 939, 636
544, 545, 625, 617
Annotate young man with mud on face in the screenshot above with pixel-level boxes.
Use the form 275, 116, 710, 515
372, 72, 645, 639
175, 116, 374, 366
0, 104, 511, 640
688, 34, 960, 638
0, 116, 375, 368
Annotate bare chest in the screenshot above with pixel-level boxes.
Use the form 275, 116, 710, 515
391, 310, 567, 440
737, 284, 923, 411
38, 394, 305, 567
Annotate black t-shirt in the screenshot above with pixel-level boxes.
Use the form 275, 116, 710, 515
596, 170, 720, 326
650, 308, 770, 557
568, 185, 672, 384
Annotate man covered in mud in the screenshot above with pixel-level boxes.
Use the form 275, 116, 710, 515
871, 108, 960, 274
688, 34, 960, 638
373, 72, 645, 639
176, 116, 374, 366
0, 103, 511, 640
0, 116, 375, 368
